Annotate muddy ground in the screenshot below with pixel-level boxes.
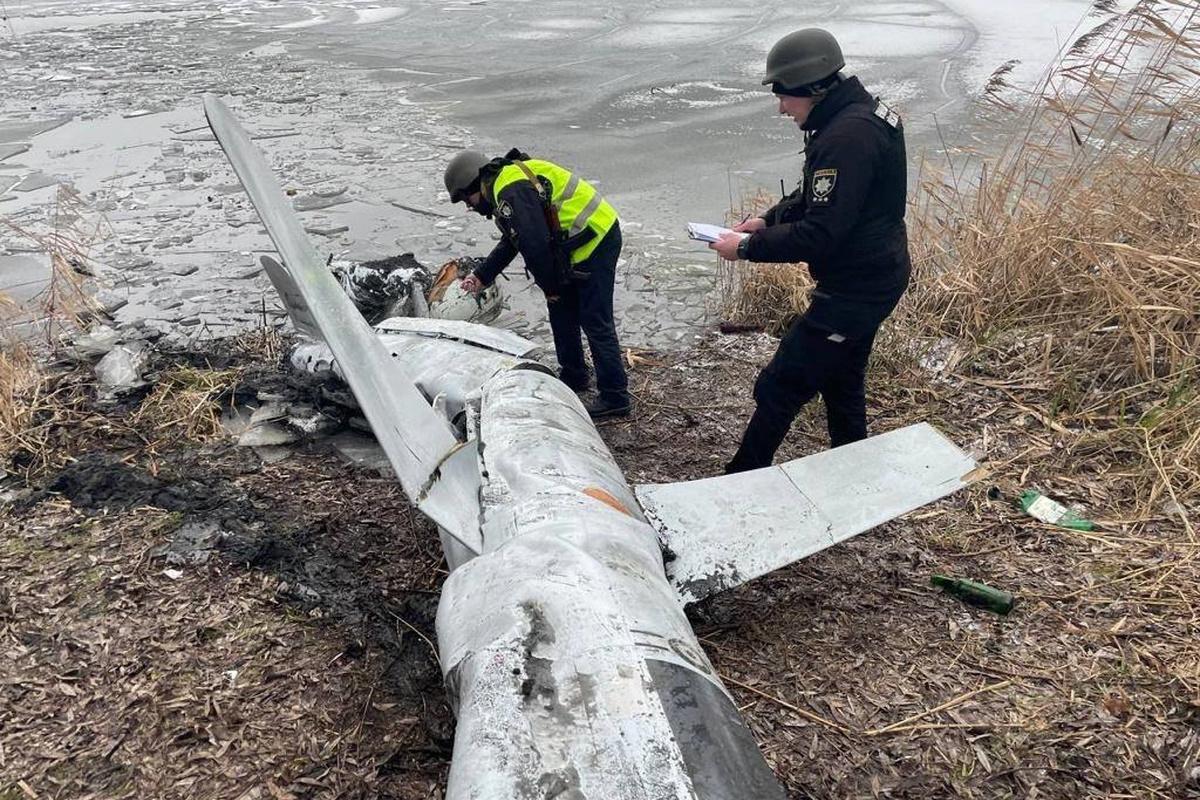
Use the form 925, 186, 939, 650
2, 330, 1197, 799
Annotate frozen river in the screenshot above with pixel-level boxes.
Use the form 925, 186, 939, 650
0, 0, 1095, 347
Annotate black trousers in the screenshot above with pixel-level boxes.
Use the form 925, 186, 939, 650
547, 223, 629, 404
725, 316, 881, 474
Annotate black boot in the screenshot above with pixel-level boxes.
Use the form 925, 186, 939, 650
585, 395, 632, 419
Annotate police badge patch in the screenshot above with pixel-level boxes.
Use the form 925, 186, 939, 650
496, 200, 513, 220
810, 168, 837, 205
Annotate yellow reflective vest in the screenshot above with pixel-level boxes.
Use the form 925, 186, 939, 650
486, 159, 618, 264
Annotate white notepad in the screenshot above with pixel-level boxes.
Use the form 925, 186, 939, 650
686, 222, 747, 243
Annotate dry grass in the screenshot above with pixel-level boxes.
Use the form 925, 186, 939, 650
716, 189, 813, 335
0, 344, 39, 454
900, 0, 1200, 516
0, 348, 105, 482
0, 357, 248, 483
0, 456, 449, 800
231, 314, 286, 364
717, 260, 812, 336
0, 357, 249, 482
132, 366, 243, 444
1, 186, 249, 479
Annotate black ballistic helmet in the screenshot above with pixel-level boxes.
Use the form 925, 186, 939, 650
762, 29, 845, 93
444, 150, 490, 203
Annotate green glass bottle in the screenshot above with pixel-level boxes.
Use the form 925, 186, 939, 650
1019, 490, 1095, 531
931, 574, 1015, 615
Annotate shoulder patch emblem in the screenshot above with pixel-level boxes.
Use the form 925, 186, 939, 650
496, 200, 513, 220
873, 99, 901, 129
811, 168, 837, 205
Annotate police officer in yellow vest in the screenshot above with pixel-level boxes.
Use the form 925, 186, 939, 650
446, 148, 631, 418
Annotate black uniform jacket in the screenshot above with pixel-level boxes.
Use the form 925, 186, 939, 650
745, 76, 910, 311
474, 159, 559, 292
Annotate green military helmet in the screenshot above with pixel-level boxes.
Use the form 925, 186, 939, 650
444, 150, 490, 203
762, 28, 845, 91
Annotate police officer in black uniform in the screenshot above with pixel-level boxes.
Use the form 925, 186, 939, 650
711, 28, 910, 472
445, 148, 631, 418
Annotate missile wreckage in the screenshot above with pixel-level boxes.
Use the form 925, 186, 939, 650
204, 94, 977, 799
329, 251, 504, 327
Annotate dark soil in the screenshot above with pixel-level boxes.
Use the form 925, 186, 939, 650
2, 332, 1197, 799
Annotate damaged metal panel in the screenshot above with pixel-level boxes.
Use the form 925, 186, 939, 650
476, 369, 641, 544
291, 333, 552, 426
439, 509, 703, 799
439, 367, 786, 799
260, 255, 322, 340
203, 95, 481, 554
635, 422, 978, 604
426, 440, 485, 574
378, 335, 548, 425
647, 659, 789, 798
374, 316, 542, 358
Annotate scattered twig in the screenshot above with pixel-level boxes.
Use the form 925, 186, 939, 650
722, 674, 853, 735
865, 681, 1014, 736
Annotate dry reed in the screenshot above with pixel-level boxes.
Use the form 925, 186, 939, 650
0, 342, 41, 469
716, 189, 810, 334
904, 0, 1200, 512
1, 185, 109, 340
0, 188, 115, 479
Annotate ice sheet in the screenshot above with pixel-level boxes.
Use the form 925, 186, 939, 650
937, 0, 1100, 90
354, 7, 408, 26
